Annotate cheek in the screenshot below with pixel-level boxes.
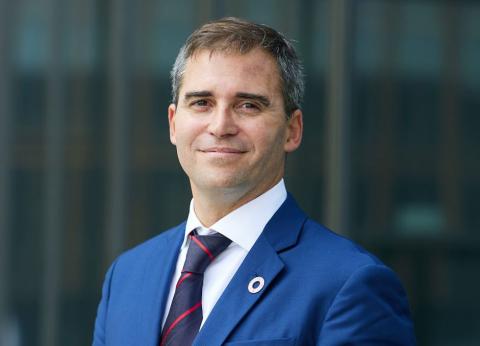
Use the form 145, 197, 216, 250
253, 122, 287, 149
249, 129, 287, 167
174, 118, 203, 145
172, 125, 194, 162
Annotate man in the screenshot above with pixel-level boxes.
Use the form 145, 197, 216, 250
93, 17, 415, 345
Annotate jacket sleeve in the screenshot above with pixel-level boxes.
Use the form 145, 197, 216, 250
318, 264, 416, 345
92, 260, 117, 346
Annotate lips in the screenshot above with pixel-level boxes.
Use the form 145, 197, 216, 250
201, 147, 246, 154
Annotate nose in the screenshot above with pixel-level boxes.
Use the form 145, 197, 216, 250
207, 106, 239, 138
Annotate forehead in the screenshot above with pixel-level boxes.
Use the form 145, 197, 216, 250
179, 49, 282, 97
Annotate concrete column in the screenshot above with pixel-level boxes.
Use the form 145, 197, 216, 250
324, 0, 353, 235
105, 0, 134, 264
0, 0, 15, 343
40, 0, 67, 345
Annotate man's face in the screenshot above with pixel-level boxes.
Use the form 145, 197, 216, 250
168, 48, 302, 200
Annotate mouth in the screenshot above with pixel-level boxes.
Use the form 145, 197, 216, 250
199, 147, 247, 159
200, 147, 247, 154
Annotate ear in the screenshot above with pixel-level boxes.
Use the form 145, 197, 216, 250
284, 109, 303, 153
168, 103, 177, 145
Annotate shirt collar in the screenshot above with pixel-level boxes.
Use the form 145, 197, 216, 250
183, 179, 287, 251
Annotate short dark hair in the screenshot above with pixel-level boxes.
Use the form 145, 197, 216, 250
171, 17, 304, 116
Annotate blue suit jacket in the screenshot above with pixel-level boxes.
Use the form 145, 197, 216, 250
93, 195, 415, 345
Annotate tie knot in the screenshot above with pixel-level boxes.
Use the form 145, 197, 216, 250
182, 232, 232, 274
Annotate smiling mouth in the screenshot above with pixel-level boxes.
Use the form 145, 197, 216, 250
200, 148, 247, 154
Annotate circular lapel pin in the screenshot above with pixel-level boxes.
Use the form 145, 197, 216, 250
248, 276, 265, 294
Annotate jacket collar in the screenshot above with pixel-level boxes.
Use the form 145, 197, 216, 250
262, 193, 307, 252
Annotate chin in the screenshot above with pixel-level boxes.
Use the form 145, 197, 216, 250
194, 174, 248, 192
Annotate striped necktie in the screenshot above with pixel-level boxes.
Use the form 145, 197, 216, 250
159, 232, 232, 346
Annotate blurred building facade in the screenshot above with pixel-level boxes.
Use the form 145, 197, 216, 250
0, 0, 479, 345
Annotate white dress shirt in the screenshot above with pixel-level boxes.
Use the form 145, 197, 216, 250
161, 179, 287, 329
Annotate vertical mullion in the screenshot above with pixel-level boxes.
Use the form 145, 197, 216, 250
131, 0, 154, 245
324, 0, 353, 235
439, 3, 462, 233
0, 0, 14, 341
366, 2, 399, 236
41, 0, 66, 345
105, 0, 133, 264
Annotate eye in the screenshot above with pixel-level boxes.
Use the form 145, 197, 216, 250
238, 102, 260, 112
191, 99, 208, 107
189, 99, 211, 111
242, 102, 257, 109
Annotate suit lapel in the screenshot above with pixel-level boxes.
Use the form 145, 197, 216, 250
194, 195, 307, 346
138, 223, 185, 344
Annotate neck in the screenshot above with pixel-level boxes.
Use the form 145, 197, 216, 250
191, 179, 282, 227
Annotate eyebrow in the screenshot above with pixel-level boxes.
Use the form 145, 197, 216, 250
184, 91, 213, 100
183, 91, 271, 107
235, 92, 271, 107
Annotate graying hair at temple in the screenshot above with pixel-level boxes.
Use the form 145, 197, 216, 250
170, 17, 304, 117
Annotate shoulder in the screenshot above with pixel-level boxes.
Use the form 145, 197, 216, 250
273, 195, 385, 284
288, 219, 415, 343
295, 218, 382, 269
110, 222, 185, 274
281, 216, 403, 301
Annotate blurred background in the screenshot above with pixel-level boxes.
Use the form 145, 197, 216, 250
0, 0, 479, 345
